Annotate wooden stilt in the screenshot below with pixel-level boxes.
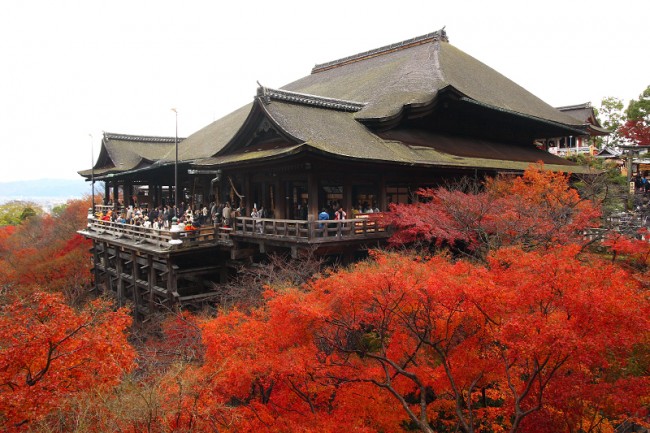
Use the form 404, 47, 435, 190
116, 252, 124, 307
131, 251, 141, 320
148, 255, 155, 312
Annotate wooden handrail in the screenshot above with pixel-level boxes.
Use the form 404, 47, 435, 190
234, 214, 389, 241
84, 212, 391, 250
85, 219, 223, 249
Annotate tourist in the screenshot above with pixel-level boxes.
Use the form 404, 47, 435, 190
222, 202, 232, 227
251, 206, 263, 234
318, 207, 329, 234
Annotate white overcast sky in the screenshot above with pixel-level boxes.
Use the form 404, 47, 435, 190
0, 0, 648, 182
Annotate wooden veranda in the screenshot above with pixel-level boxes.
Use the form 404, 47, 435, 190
80, 213, 390, 316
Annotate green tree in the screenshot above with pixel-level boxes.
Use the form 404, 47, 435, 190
626, 85, 650, 121
0, 201, 43, 226
619, 85, 650, 145
598, 96, 624, 146
18, 207, 36, 221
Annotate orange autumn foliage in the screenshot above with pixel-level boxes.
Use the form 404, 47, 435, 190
186, 246, 649, 433
388, 165, 600, 258
0, 291, 136, 432
0, 198, 93, 302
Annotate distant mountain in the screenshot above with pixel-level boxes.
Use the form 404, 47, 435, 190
0, 178, 94, 200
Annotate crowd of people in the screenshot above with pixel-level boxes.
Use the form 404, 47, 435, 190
94, 201, 246, 231
93, 199, 384, 232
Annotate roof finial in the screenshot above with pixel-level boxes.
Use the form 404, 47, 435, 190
256, 81, 271, 104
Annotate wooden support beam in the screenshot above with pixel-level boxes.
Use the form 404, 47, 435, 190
131, 251, 141, 321
175, 266, 223, 276
378, 174, 387, 212
115, 253, 125, 307
148, 255, 155, 312
343, 175, 353, 217
166, 258, 178, 308
102, 243, 113, 295
92, 240, 100, 293
307, 171, 319, 219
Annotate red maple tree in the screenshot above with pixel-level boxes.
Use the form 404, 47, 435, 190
0, 292, 136, 432
619, 119, 650, 145
0, 198, 93, 302
387, 165, 600, 259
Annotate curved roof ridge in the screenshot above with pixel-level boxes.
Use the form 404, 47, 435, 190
311, 28, 448, 74
556, 102, 592, 111
103, 132, 183, 143
258, 86, 366, 112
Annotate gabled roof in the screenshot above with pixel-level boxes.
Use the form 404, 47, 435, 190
83, 29, 597, 178
193, 87, 591, 174
283, 29, 582, 128
78, 132, 182, 178
176, 29, 587, 164
557, 102, 610, 136
596, 146, 622, 158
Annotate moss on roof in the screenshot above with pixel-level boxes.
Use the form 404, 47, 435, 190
78, 133, 178, 178
82, 31, 595, 179
282, 39, 582, 127
177, 104, 253, 161
191, 98, 592, 174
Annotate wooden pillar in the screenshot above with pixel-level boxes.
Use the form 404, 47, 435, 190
343, 176, 353, 216
102, 242, 112, 295
219, 265, 228, 284
166, 258, 178, 307
307, 171, 319, 219
131, 251, 141, 320
147, 182, 153, 209
203, 177, 211, 205
123, 181, 132, 207
112, 180, 119, 209
104, 182, 110, 205
378, 174, 387, 212
276, 178, 286, 219
115, 251, 124, 307
243, 176, 251, 215
91, 240, 100, 293
118, 181, 124, 209
260, 180, 267, 210
147, 255, 155, 312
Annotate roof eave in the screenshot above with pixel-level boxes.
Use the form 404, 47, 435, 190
460, 97, 588, 137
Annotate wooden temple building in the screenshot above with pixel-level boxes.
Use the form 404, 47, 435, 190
543, 102, 610, 156
79, 29, 596, 314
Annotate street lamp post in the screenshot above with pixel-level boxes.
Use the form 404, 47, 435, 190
172, 108, 178, 216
